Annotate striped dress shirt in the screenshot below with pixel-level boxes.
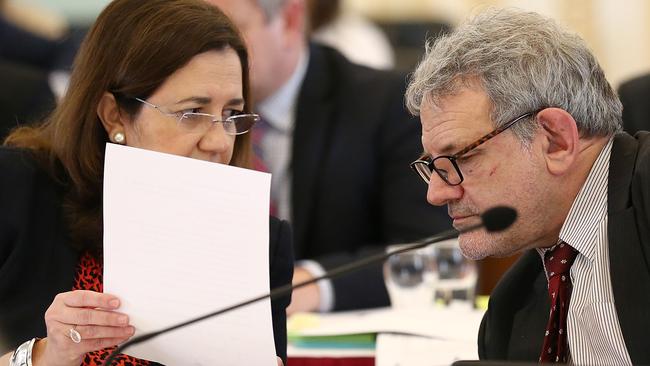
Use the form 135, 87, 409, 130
537, 138, 632, 365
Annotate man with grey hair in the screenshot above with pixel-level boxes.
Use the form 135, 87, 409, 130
406, 8, 650, 364
206, 0, 451, 313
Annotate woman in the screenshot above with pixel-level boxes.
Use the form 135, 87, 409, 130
0, 0, 293, 365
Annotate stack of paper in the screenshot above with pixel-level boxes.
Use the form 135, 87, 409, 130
288, 303, 485, 364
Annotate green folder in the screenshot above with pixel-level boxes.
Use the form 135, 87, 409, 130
288, 333, 376, 349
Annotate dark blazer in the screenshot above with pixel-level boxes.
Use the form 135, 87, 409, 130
478, 132, 650, 364
619, 73, 650, 135
290, 44, 452, 311
0, 60, 56, 139
0, 15, 81, 71
0, 147, 294, 363
0, 16, 84, 140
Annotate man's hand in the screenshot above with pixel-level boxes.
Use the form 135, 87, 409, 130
286, 267, 321, 315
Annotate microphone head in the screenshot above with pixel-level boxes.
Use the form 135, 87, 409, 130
481, 206, 517, 232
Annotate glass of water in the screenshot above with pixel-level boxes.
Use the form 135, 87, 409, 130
383, 239, 477, 308
383, 244, 437, 308
431, 239, 478, 304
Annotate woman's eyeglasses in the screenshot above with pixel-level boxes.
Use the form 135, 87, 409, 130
134, 97, 259, 136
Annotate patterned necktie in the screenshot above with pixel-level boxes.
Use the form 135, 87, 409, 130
250, 116, 278, 216
539, 242, 579, 363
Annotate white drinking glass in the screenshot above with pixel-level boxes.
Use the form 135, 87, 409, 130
383, 244, 437, 308
383, 239, 477, 308
430, 239, 478, 304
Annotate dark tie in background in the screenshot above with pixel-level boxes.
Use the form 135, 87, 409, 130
539, 242, 579, 363
251, 116, 278, 216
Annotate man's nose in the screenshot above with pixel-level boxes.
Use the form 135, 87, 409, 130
426, 173, 463, 206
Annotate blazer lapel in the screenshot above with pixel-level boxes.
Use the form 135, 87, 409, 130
607, 133, 650, 365
291, 45, 336, 256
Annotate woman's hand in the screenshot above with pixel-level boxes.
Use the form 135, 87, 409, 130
33, 290, 134, 366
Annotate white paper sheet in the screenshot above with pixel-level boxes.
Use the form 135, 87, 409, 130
103, 144, 276, 365
375, 334, 478, 366
292, 303, 484, 342
287, 345, 376, 358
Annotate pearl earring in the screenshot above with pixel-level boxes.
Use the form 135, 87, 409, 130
113, 132, 125, 144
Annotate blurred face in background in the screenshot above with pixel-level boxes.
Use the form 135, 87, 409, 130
206, 0, 306, 104
206, 0, 289, 103
102, 49, 244, 164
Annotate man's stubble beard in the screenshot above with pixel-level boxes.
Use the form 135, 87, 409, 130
458, 229, 514, 260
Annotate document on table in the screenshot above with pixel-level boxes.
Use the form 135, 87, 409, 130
290, 303, 484, 342
288, 303, 483, 364
375, 334, 477, 366
103, 144, 276, 365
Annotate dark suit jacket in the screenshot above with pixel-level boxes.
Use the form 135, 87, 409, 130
290, 44, 452, 311
619, 73, 650, 135
478, 132, 650, 364
0, 60, 55, 139
0, 147, 294, 363
0, 15, 81, 71
0, 16, 85, 140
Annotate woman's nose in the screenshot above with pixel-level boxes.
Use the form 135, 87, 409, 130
198, 122, 233, 156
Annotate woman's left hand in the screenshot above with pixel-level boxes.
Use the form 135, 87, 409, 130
35, 290, 134, 366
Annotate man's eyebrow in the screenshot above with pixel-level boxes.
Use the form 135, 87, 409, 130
438, 143, 458, 155
418, 141, 458, 160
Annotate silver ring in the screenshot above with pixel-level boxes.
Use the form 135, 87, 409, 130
69, 327, 82, 343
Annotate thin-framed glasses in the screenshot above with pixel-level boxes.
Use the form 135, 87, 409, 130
134, 97, 259, 136
410, 110, 540, 186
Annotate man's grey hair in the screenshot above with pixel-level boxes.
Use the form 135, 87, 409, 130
255, 0, 287, 19
405, 8, 622, 142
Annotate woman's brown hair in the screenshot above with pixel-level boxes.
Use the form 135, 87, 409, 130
4, 0, 251, 253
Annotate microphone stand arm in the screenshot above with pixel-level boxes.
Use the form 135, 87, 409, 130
106, 225, 477, 364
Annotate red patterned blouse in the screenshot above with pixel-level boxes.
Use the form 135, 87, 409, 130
72, 251, 151, 366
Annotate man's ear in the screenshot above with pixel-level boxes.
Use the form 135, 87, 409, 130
97, 92, 127, 142
278, 0, 306, 46
536, 108, 580, 176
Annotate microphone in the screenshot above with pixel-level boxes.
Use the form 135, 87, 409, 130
480, 206, 517, 232
105, 206, 517, 364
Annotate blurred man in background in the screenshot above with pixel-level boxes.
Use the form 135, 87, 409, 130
0, 3, 82, 139
206, 0, 451, 313
619, 73, 650, 134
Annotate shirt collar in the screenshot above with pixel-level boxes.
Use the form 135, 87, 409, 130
558, 137, 613, 260
535, 137, 613, 262
257, 49, 309, 133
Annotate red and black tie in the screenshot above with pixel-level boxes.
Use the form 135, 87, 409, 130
251, 116, 278, 216
539, 242, 579, 363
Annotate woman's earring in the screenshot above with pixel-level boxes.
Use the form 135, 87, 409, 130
113, 132, 125, 144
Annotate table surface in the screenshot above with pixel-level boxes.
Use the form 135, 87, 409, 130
287, 303, 484, 365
